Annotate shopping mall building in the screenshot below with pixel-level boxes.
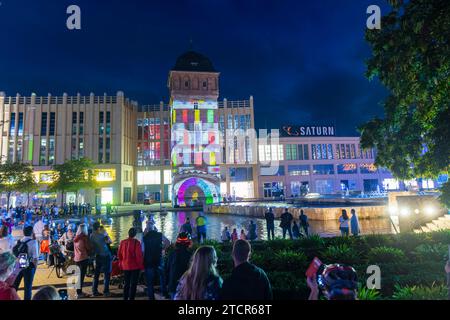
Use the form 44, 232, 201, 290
0, 51, 445, 206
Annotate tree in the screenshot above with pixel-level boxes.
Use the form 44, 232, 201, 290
359, 0, 450, 206
49, 157, 97, 205
0, 162, 37, 208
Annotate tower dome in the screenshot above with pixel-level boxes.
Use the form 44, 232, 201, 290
172, 51, 216, 72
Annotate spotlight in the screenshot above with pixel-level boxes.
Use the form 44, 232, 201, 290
388, 206, 397, 215
425, 207, 435, 215
414, 209, 420, 214
400, 207, 410, 216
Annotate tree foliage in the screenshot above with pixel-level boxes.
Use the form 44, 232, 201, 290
359, 0, 450, 206
0, 162, 37, 207
49, 157, 97, 204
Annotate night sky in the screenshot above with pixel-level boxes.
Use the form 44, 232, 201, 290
0, 0, 390, 135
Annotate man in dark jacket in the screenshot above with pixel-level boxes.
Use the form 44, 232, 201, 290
220, 239, 272, 300
280, 209, 293, 239
264, 208, 275, 240
142, 224, 169, 299
165, 232, 192, 299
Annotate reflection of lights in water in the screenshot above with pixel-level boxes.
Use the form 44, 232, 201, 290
107, 212, 393, 246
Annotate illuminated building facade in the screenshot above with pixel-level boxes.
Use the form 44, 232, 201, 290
0, 91, 137, 206
1, 51, 443, 206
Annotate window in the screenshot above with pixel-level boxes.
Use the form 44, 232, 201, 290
9, 112, 16, 136
40, 138, 47, 165
79, 137, 84, 158
202, 81, 207, 88
16, 139, 23, 162
123, 187, 132, 203
106, 111, 111, 135
41, 112, 48, 136
8, 139, 14, 161
105, 137, 110, 163
288, 165, 310, 176
98, 137, 103, 163
337, 163, 357, 174
72, 112, 77, 135
49, 112, 56, 136
313, 164, 334, 175
71, 137, 77, 160
17, 113, 23, 136
99, 111, 104, 135
79, 112, 84, 135
263, 182, 284, 198
48, 137, 55, 165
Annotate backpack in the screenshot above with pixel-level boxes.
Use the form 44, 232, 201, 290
13, 239, 33, 268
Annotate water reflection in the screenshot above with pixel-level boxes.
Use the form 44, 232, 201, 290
103, 212, 394, 246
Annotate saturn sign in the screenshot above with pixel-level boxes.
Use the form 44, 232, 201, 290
281, 125, 336, 137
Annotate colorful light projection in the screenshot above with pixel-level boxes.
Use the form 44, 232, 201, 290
174, 177, 220, 206
172, 99, 218, 110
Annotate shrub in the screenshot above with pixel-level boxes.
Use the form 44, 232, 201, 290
429, 230, 450, 245
268, 271, 308, 299
250, 249, 307, 272
413, 243, 449, 262
357, 285, 382, 300
392, 284, 448, 300
367, 246, 406, 264
265, 239, 296, 251
321, 244, 359, 265
299, 234, 326, 249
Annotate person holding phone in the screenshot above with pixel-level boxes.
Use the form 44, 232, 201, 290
13, 226, 39, 300
90, 222, 112, 297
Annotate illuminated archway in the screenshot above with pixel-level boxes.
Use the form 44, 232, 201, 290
173, 177, 220, 206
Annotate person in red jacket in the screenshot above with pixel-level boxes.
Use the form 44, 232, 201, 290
118, 227, 144, 300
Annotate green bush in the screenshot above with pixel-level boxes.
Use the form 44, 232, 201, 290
413, 243, 449, 262
429, 230, 450, 245
392, 284, 448, 300
321, 244, 360, 265
298, 234, 326, 249
367, 246, 406, 264
357, 285, 382, 300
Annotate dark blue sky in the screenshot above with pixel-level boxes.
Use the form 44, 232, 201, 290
0, 0, 390, 135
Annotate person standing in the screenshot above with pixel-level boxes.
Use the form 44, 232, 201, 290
280, 209, 293, 239
174, 246, 222, 300
292, 221, 301, 239
90, 222, 112, 297
142, 224, 169, 299
73, 223, 92, 298
350, 209, 361, 236
264, 208, 275, 240
196, 213, 207, 244
221, 227, 231, 243
339, 210, 350, 236
248, 221, 257, 241
33, 217, 45, 248
239, 229, 247, 240
166, 232, 193, 299
231, 228, 238, 242
299, 210, 310, 236
0, 226, 14, 253
13, 226, 39, 300
219, 240, 272, 300
180, 218, 193, 236
118, 228, 144, 300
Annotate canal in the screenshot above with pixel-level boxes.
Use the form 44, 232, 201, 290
101, 211, 394, 246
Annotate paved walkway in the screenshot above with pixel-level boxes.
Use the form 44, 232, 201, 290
15, 261, 167, 300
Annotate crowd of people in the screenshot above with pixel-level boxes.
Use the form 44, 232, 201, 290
1, 204, 449, 301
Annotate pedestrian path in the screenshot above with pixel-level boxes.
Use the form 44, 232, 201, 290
15, 262, 167, 300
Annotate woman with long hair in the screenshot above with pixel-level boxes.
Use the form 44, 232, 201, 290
73, 223, 92, 298
339, 210, 350, 236
174, 246, 222, 300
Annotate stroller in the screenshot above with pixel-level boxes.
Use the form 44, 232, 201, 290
110, 256, 124, 289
